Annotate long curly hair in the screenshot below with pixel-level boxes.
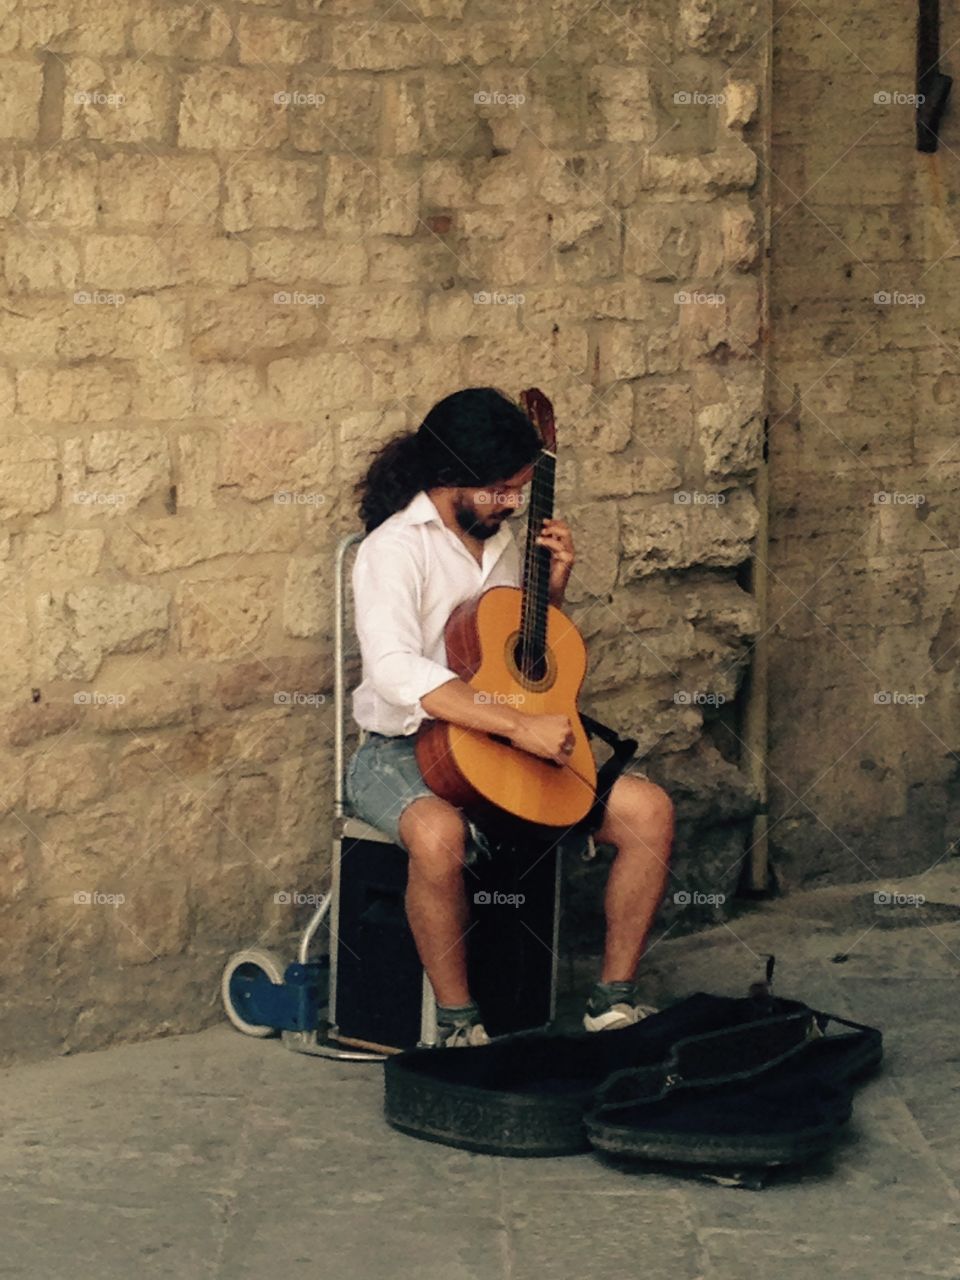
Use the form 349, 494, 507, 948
354, 387, 543, 533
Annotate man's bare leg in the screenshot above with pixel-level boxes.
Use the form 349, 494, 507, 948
591, 775, 675, 983
397, 795, 473, 1007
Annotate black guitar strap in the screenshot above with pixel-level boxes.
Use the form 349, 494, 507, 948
576, 712, 640, 835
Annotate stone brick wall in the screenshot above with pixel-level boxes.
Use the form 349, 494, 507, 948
0, 0, 768, 1060
768, 2, 960, 890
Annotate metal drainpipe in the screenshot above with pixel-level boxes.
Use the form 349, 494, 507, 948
742, 1, 774, 892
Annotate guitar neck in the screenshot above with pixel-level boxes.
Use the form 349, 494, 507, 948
519, 447, 556, 681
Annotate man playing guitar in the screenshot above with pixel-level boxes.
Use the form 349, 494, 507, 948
347, 386, 674, 1047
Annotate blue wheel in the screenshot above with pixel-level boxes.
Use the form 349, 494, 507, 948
221, 948, 286, 1037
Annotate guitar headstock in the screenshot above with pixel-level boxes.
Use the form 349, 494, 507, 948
519, 387, 556, 453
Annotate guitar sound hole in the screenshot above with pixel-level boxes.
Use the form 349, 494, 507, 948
512, 640, 547, 684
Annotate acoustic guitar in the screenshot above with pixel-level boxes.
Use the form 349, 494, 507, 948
414, 387, 598, 831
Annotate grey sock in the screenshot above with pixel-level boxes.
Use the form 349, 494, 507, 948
436, 1000, 480, 1027
587, 980, 637, 1016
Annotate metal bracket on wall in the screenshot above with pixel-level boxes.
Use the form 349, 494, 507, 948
917, 0, 952, 152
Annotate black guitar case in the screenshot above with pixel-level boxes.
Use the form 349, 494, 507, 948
383, 962, 882, 1164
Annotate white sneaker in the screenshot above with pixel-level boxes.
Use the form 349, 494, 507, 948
583, 1001, 659, 1032
438, 1021, 491, 1048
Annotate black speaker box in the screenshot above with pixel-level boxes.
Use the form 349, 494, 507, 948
332, 831, 560, 1050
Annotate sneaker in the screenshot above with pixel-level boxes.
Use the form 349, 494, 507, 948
583, 1000, 659, 1033
437, 1020, 491, 1048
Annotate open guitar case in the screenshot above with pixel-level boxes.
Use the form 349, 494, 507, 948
384, 956, 884, 1181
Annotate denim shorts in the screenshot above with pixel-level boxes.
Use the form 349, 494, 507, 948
345, 730, 649, 857
344, 731, 442, 855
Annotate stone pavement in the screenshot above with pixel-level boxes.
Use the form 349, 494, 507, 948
3, 867, 960, 1280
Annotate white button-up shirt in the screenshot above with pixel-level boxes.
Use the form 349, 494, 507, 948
350, 489, 522, 737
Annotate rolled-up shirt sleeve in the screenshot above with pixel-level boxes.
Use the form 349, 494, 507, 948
352, 535, 458, 714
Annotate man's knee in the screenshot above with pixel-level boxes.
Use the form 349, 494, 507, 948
604, 775, 675, 843
398, 796, 469, 878
642, 780, 675, 836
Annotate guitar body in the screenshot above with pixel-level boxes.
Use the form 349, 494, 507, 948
414, 585, 597, 828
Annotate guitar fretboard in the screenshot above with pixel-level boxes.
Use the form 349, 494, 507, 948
518, 447, 555, 683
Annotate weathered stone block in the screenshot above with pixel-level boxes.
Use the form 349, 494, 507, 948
68, 429, 171, 514
79, 677, 196, 736
323, 157, 420, 236
332, 289, 423, 342
563, 502, 621, 603
63, 58, 175, 144
113, 882, 191, 966
283, 556, 331, 638
223, 158, 322, 232
214, 654, 329, 711
0, 830, 30, 905
25, 741, 112, 813
176, 431, 219, 510
559, 380, 632, 453
288, 74, 381, 153
621, 488, 758, 580
0, 59, 43, 140
237, 13, 319, 64
250, 236, 366, 286
16, 365, 133, 423
110, 511, 299, 575
578, 451, 681, 499
177, 575, 273, 660
266, 352, 367, 413
5, 232, 80, 291
0, 436, 58, 518
34, 584, 170, 681
131, 5, 232, 59
60, 295, 186, 360
191, 293, 317, 360
98, 153, 220, 227
21, 529, 105, 579
178, 67, 287, 150
220, 423, 333, 502
694, 365, 764, 481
